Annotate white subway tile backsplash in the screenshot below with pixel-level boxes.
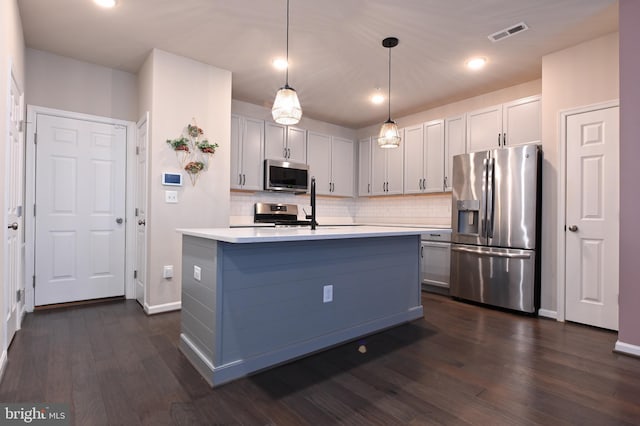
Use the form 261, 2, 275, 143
230, 192, 452, 227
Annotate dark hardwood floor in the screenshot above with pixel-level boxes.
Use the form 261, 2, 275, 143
2, 293, 639, 425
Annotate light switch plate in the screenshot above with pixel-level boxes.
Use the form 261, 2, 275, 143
165, 190, 178, 203
163, 265, 173, 279
193, 265, 201, 282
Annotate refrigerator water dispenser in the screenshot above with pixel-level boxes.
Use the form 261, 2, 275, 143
456, 199, 480, 235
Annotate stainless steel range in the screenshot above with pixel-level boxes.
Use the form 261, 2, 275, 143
254, 203, 312, 226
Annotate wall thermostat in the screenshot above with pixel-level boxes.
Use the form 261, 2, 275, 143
162, 172, 183, 186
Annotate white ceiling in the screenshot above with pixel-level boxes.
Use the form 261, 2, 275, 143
17, 0, 618, 128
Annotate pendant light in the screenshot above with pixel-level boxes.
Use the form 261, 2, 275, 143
272, 0, 302, 125
377, 37, 401, 148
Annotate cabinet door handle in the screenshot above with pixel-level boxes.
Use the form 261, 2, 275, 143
421, 246, 424, 258
238, 174, 242, 185
498, 133, 501, 147
418, 179, 422, 190
503, 133, 507, 146
242, 174, 246, 185
368, 183, 370, 193
444, 176, 448, 188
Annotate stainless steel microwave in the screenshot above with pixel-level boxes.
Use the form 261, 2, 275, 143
264, 159, 309, 193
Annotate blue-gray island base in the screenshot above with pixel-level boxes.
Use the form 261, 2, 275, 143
179, 229, 424, 387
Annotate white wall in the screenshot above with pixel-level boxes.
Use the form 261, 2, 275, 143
143, 49, 231, 309
540, 32, 619, 312
1, 0, 25, 369
25, 48, 138, 121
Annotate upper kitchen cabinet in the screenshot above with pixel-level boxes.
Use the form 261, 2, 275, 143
358, 138, 372, 196
371, 135, 404, 196
264, 122, 307, 163
444, 115, 466, 192
466, 95, 541, 153
404, 120, 445, 194
307, 131, 354, 197
230, 114, 264, 191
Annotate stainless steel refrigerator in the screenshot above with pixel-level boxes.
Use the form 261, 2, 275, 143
450, 144, 541, 313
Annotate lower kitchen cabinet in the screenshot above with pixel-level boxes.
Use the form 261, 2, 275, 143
421, 232, 451, 293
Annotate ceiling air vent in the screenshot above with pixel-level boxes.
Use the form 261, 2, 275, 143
488, 22, 529, 42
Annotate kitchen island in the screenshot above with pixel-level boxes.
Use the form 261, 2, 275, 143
177, 226, 427, 387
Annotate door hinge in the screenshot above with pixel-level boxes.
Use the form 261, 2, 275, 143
18, 120, 25, 132
134, 270, 138, 279
135, 207, 139, 217
32, 275, 36, 288
33, 204, 36, 217
16, 290, 21, 302
34, 133, 37, 144
136, 146, 140, 155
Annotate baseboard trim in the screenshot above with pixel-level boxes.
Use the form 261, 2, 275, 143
614, 340, 640, 358
538, 309, 557, 319
144, 301, 181, 315
0, 350, 7, 383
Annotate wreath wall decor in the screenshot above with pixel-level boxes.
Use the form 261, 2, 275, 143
166, 119, 219, 186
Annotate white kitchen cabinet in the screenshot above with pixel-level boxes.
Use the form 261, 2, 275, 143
420, 240, 451, 289
403, 120, 444, 194
331, 137, 355, 197
372, 136, 403, 195
403, 124, 424, 194
358, 138, 372, 196
424, 120, 444, 192
444, 115, 466, 192
502, 96, 541, 148
307, 132, 332, 194
264, 122, 307, 163
307, 131, 354, 197
230, 114, 264, 191
466, 95, 540, 153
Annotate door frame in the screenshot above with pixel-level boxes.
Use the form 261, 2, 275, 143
24, 105, 137, 312
135, 112, 149, 309
556, 99, 619, 323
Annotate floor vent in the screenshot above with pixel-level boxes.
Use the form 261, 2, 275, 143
488, 22, 529, 42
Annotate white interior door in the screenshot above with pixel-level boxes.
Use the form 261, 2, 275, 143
35, 114, 127, 306
565, 106, 619, 330
135, 113, 149, 306
4, 71, 24, 346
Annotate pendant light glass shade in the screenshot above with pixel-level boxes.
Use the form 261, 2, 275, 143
272, 85, 302, 125
272, 0, 302, 125
376, 37, 400, 148
377, 118, 401, 148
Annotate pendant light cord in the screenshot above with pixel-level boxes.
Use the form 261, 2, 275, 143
387, 46, 391, 121
285, 0, 290, 86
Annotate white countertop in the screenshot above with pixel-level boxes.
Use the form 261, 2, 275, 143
178, 225, 439, 244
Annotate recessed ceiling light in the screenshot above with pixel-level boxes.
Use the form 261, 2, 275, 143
94, 0, 117, 8
371, 93, 385, 105
466, 57, 487, 71
272, 58, 288, 70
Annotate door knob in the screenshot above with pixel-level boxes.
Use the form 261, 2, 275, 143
116, 217, 123, 224
138, 219, 146, 226
7, 222, 18, 230
568, 225, 578, 232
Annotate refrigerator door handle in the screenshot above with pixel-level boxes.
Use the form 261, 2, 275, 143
486, 157, 495, 239
481, 158, 487, 238
451, 246, 532, 259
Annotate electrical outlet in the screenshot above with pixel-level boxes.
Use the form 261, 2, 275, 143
165, 190, 178, 203
193, 265, 201, 282
323, 285, 333, 303
163, 265, 173, 279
